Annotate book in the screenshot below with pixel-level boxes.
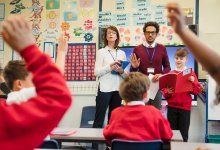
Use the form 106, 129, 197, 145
111, 60, 129, 75
159, 68, 193, 93
50, 128, 77, 136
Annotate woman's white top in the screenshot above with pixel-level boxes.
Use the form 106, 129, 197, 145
94, 46, 126, 92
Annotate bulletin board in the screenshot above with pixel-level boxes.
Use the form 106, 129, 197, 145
98, 0, 197, 47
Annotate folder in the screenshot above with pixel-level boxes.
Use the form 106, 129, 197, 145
111, 61, 129, 75
159, 68, 193, 93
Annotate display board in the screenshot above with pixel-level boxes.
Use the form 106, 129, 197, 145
98, 0, 196, 47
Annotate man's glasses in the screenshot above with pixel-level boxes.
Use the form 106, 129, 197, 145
107, 31, 117, 35
144, 31, 156, 35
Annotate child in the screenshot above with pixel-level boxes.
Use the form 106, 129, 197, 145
103, 72, 173, 145
162, 48, 201, 142
4, 35, 67, 104
0, 14, 72, 149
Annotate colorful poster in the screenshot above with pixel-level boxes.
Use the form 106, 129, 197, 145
64, 43, 96, 81
46, 0, 60, 9
79, 0, 94, 8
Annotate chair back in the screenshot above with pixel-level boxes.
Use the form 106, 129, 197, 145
111, 139, 163, 150
80, 106, 96, 128
38, 139, 60, 149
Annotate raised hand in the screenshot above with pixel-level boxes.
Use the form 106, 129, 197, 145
1, 15, 35, 52
166, 3, 186, 35
130, 53, 140, 69
57, 34, 67, 54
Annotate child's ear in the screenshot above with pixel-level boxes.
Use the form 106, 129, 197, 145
143, 91, 148, 99
13, 80, 23, 91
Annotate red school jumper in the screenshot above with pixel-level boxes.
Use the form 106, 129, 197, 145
103, 105, 173, 145
162, 70, 201, 110
0, 45, 72, 150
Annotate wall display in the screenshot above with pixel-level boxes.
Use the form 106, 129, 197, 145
64, 43, 96, 81
99, 0, 196, 46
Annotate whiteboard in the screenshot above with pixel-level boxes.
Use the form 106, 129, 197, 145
208, 75, 220, 120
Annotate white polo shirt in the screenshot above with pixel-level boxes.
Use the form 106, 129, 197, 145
94, 46, 126, 92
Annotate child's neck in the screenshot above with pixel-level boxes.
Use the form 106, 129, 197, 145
176, 66, 186, 71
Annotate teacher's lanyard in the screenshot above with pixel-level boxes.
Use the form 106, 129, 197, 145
146, 45, 156, 65
108, 50, 117, 61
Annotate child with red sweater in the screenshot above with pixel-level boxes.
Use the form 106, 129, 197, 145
162, 48, 201, 142
103, 72, 173, 145
0, 15, 72, 150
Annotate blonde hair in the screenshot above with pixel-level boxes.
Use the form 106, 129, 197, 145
119, 72, 150, 102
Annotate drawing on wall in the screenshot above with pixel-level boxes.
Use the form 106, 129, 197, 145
64, 43, 96, 81
183, 8, 194, 25
10, 0, 26, 14
63, 1, 78, 21
46, 0, 60, 10
84, 33, 93, 42
73, 27, 83, 36
45, 10, 59, 42
78, 8, 95, 18
79, 0, 94, 8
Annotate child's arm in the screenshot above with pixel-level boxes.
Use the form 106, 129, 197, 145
162, 87, 174, 99
0, 15, 72, 150
167, 3, 220, 85
55, 34, 67, 74
188, 72, 201, 95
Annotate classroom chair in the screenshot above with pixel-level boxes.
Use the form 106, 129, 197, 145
111, 139, 163, 150
80, 106, 96, 128
38, 139, 60, 149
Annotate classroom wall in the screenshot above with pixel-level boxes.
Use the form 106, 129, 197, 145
1, 0, 220, 142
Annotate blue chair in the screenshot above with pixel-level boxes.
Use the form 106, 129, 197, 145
111, 139, 163, 150
38, 139, 60, 149
80, 106, 96, 128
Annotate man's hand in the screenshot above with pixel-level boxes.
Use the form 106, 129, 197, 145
152, 74, 162, 82
130, 53, 140, 69
1, 15, 35, 52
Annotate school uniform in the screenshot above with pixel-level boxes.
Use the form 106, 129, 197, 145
162, 69, 201, 142
93, 46, 126, 128
0, 45, 72, 150
103, 101, 173, 145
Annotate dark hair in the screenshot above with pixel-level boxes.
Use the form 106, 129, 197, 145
104, 26, 120, 49
119, 72, 150, 102
175, 48, 189, 58
3, 60, 28, 90
143, 21, 160, 33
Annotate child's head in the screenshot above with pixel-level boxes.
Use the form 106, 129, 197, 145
4, 60, 33, 91
119, 72, 150, 103
174, 48, 189, 69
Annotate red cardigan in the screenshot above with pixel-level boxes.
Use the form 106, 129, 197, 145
103, 105, 173, 145
162, 70, 201, 110
0, 45, 72, 150
130, 44, 171, 75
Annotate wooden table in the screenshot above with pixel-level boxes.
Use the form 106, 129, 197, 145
171, 142, 220, 150
50, 128, 183, 143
